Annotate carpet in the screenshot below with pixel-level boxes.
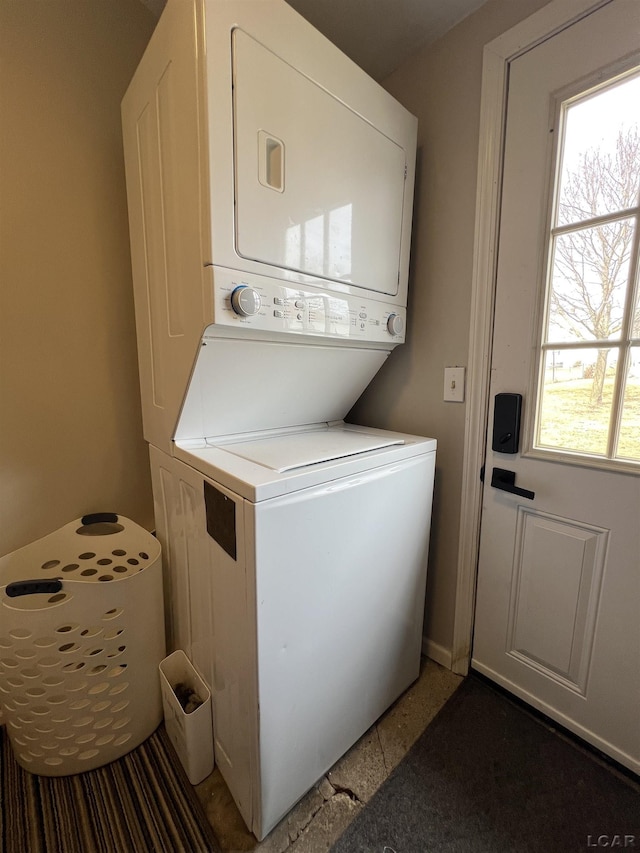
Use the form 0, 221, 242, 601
331, 676, 640, 853
0, 723, 220, 852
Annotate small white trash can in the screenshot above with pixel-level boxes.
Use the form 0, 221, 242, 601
159, 649, 214, 784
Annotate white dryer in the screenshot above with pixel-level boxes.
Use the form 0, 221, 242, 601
121, 0, 436, 841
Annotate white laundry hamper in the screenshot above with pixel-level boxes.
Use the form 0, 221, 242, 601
0, 513, 165, 776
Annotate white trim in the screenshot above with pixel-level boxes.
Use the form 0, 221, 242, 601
452, 0, 613, 676
422, 636, 453, 669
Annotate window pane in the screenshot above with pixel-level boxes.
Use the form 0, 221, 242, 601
534, 67, 640, 467
557, 74, 640, 226
616, 348, 640, 461
537, 349, 618, 456
546, 220, 634, 343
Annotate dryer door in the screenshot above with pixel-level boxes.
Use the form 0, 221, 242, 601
232, 28, 408, 297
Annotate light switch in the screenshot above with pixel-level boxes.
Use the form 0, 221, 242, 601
444, 367, 465, 402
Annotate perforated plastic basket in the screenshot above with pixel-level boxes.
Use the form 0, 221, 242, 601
0, 513, 165, 776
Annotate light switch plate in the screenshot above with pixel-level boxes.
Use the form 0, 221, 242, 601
444, 367, 465, 402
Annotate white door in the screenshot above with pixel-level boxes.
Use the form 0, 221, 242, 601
472, 0, 640, 775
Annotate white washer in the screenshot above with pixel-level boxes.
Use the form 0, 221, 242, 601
152, 421, 435, 839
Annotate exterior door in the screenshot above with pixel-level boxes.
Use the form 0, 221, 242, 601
472, 0, 640, 775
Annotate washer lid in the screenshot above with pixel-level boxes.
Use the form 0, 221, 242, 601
175, 424, 436, 502
219, 428, 404, 473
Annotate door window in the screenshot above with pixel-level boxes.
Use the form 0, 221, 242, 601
534, 69, 640, 465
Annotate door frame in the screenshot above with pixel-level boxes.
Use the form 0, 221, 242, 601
451, 0, 614, 675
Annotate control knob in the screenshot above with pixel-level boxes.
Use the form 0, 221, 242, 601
230, 285, 262, 317
387, 313, 405, 337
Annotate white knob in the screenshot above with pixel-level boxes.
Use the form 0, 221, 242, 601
387, 313, 404, 337
230, 285, 262, 317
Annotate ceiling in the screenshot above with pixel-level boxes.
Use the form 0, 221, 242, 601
139, 0, 488, 81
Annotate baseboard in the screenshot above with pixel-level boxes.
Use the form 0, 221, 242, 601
422, 637, 453, 669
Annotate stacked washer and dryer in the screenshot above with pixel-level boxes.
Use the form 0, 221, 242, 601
122, 0, 436, 840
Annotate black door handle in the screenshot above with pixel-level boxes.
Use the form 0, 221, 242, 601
491, 467, 535, 500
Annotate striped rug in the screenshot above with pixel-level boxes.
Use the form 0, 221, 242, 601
0, 724, 220, 852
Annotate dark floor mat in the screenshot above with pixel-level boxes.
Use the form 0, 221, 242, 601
331, 676, 639, 853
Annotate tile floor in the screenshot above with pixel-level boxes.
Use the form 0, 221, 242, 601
195, 658, 463, 853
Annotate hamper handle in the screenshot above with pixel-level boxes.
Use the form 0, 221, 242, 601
6, 579, 63, 598
81, 512, 119, 526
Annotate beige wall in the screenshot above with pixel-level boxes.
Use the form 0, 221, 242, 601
0, 0, 553, 664
349, 0, 550, 659
0, 0, 157, 557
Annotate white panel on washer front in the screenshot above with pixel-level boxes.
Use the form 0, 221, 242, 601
252, 451, 435, 837
232, 28, 407, 296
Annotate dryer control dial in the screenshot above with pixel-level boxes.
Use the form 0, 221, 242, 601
387, 313, 404, 337
231, 285, 262, 317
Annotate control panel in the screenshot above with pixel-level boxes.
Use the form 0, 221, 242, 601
210, 267, 406, 344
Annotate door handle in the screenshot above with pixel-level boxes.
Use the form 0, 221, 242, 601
491, 467, 535, 500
